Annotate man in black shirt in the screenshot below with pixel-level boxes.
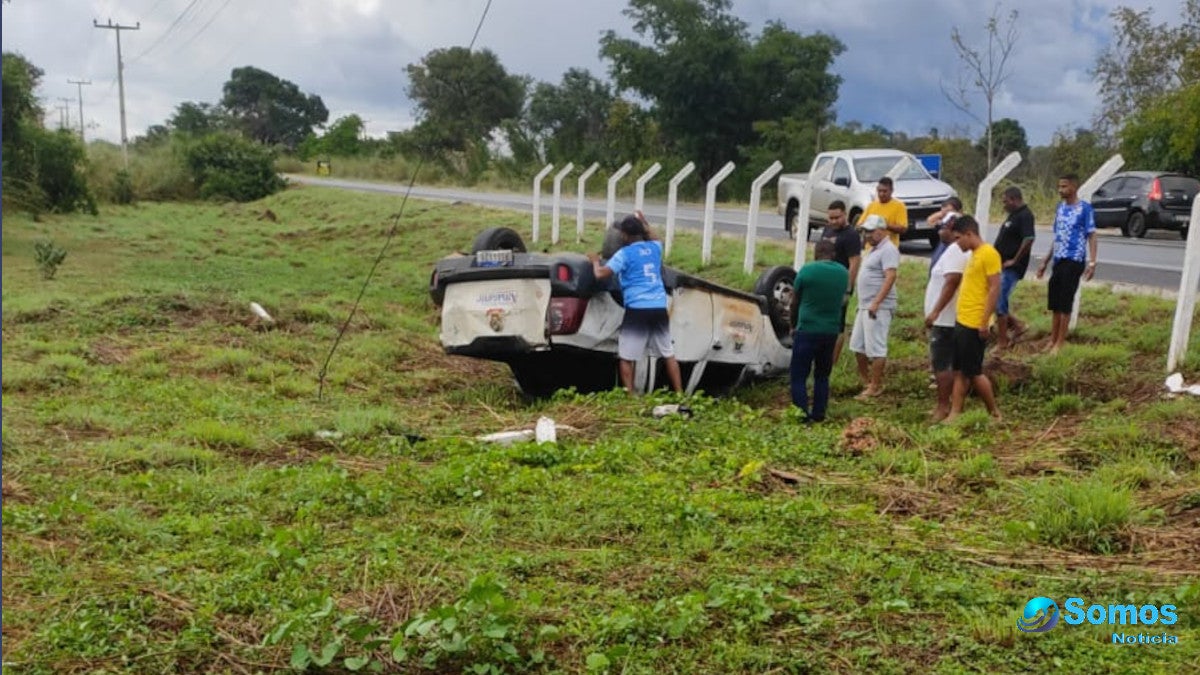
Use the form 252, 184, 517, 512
820, 200, 862, 363
992, 186, 1035, 351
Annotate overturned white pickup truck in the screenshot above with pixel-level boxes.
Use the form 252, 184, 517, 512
429, 227, 797, 397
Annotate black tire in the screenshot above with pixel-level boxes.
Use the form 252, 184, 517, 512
753, 265, 797, 339
1182, 226, 1190, 241
600, 226, 625, 259
1127, 212, 1148, 238
1119, 222, 1131, 237
471, 227, 527, 254
784, 200, 799, 240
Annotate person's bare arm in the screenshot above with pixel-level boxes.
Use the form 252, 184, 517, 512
1084, 232, 1098, 281
925, 273, 963, 327
1006, 238, 1035, 269
869, 268, 897, 316
847, 255, 861, 295
979, 273, 1001, 339
589, 253, 614, 281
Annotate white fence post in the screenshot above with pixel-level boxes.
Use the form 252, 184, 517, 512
702, 162, 736, 266
634, 162, 662, 214
792, 161, 833, 270
744, 161, 784, 274
1071, 154, 1125, 330
550, 163, 574, 245
605, 162, 634, 230
1168, 196, 1200, 372
575, 162, 600, 243
665, 162, 695, 260
531, 163, 554, 243
974, 151, 1022, 242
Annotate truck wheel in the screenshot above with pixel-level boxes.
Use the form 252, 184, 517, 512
784, 200, 799, 240
471, 227, 527, 254
1127, 212, 1147, 238
753, 265, 797, 339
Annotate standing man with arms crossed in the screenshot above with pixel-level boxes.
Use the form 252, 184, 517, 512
923, 220, 970, 422
591, 213, 684, 394
788, 239, 849, 424
857, 177, 908, 250
819, 200, 862, 364
992, 186, 1035, 352
945, 216, 1002, 422
1035, 174, 1098, 355
849, 215, 899, 400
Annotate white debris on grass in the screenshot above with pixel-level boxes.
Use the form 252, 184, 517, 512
1165, 373, 1200, 396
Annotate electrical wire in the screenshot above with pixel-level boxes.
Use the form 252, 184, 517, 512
128, 0, 208, 65
317, 0, 494, 400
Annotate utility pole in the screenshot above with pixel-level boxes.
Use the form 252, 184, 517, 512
68, 79, 92, 142
58, 97, 75, 131
93, 18, 140, 167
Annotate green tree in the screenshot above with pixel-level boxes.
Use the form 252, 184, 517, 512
1119, 83, 1200, 176
528, 68, 614, 165
183, 132, 286, 202
600, 0, 843, 182
405, 47, 526, 153
1048, 127, 1110, 181
2, 52, 96, 214
1092, 0, 1200, 136
220, 66, 329, 149
304, 114, 364, 158
977, 117, 1029, 161
169, 101, 225, 136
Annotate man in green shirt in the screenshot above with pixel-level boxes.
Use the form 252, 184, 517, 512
788, 240, 850, 423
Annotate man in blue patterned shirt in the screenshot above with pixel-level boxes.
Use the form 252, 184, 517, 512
1035, 174, 1098, 354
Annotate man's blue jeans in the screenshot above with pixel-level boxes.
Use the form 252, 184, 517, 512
790, 331, 838, 421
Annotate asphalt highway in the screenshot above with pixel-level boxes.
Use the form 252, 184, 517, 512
288, 174, 1190, 290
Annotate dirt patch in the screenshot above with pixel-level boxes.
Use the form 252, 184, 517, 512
85, 339, 132, 366
983, 356, 1031, 390
838, 417, 909, 455
2, 479, 32, 504
874, 480, 961, 520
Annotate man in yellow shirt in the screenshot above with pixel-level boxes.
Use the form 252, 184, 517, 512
945, 215, 1002, 423
857, 177, 908, 249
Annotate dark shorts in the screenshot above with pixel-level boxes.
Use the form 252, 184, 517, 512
619, 308, 673, 361
839, 298, 849, 333
1047, 259, 1085, 314
929, 326, 955, 372
952, 322, 987, 378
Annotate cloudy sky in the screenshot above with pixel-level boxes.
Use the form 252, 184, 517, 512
2, 0, 1183, 150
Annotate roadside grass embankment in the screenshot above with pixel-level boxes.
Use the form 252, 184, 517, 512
2, 184, 1198, 673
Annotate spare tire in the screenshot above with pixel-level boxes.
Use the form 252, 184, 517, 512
471, 227, 527, 254
753, 265, 797, 339
600, 226, 625, 259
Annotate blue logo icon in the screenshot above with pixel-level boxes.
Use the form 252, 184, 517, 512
1017, 597, 1060, 633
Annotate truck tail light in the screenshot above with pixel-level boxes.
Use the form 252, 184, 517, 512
547, 297, 586, 335
1149, 178, 1163, 201
556, 264, 572, 282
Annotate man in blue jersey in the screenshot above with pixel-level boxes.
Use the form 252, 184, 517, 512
1035, 174, 1098, 354
592, 213, 684, 394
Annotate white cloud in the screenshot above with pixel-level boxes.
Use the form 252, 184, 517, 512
1, 0, 1185, 146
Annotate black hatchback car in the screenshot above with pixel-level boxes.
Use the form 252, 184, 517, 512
1090, 171, 1199, 238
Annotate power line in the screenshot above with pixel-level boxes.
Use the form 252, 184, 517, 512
128, 0, 207, 65
168, 0, 235, 58
317, 0, 498, 400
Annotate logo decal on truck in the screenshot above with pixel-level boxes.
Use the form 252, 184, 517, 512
477, 290, 518, 306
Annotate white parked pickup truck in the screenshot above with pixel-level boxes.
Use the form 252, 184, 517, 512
776, 148, 958, 246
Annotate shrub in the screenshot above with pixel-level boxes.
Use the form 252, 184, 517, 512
112, 169, 134, 204
1020, 477, 1140, 553
34, 240, 67, 279
183, 132, 285, 202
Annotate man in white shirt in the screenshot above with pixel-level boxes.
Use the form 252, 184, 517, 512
923, 220, 971, 422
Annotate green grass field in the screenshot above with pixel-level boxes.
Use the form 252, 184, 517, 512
3, 184, 1198, 673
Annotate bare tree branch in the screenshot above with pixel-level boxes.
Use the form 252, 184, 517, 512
943, 2, 1020, 170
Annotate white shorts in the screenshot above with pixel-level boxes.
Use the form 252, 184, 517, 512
849, 307, 893, 359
